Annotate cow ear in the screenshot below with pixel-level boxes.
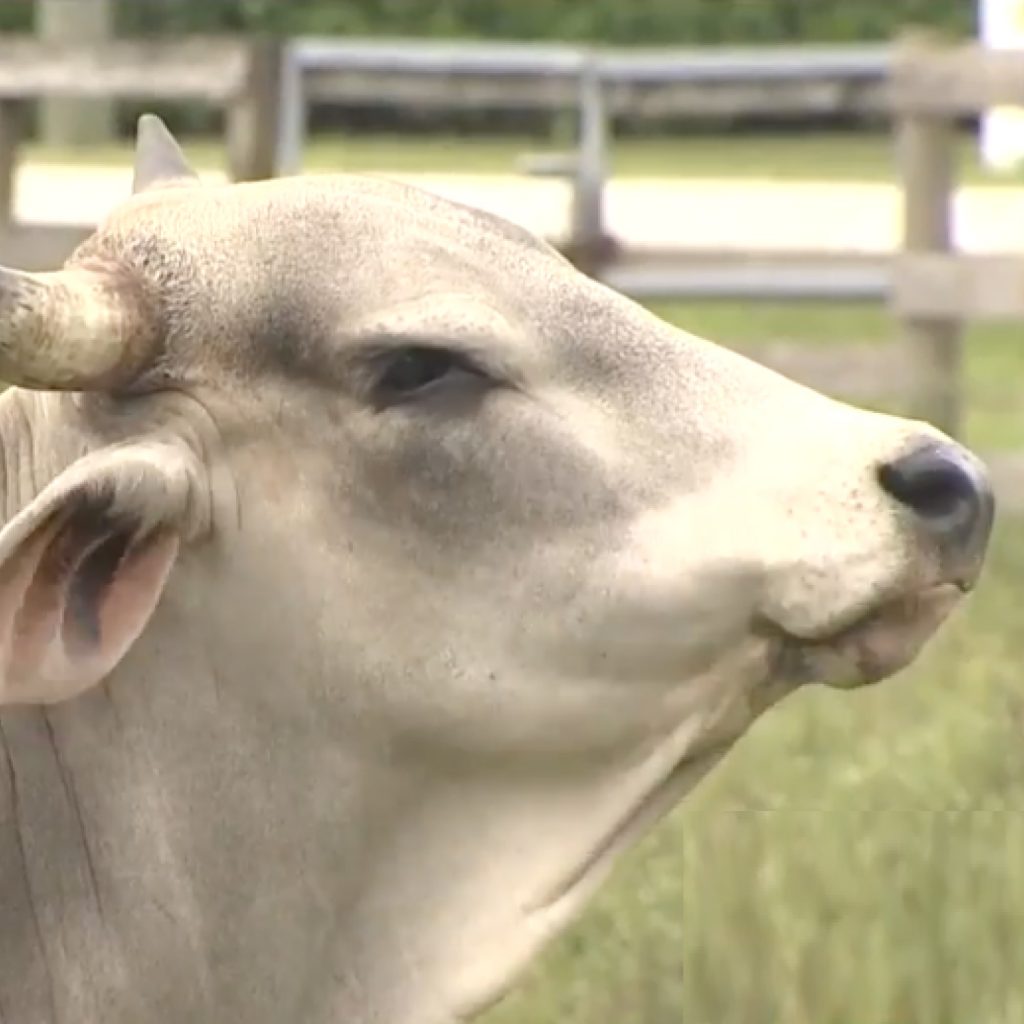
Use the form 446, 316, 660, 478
0, 442, 202, 705
132, 113, 200, 194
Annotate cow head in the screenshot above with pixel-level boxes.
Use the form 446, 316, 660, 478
0, 118, 993, 1023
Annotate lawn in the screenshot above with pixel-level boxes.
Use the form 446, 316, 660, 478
480, 300, 1024, 1024
22, 127, 1024, 185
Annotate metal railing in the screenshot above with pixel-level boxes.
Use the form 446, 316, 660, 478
277, 38, 892, 167
275, 38, 895, 300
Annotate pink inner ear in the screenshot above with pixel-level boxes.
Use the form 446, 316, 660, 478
0, 514, 179, 705
90, 529, 180, 665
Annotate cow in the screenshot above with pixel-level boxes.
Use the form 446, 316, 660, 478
0, 116, 993, 1024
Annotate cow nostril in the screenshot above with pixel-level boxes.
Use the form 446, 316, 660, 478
877, 442, 994, 560
879, 453, 970, 519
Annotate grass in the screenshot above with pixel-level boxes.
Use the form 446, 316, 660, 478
21, 127, 1024, 184
479, 301, 1024, 1024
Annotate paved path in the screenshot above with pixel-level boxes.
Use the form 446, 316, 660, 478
12, 162, 1024, 254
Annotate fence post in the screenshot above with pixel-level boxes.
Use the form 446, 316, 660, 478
569, 54, 610, 276
277, 42, 305, 175
894, 31, 962, 438
0, 100, 22, 230
35, 0, 116, 147
226, 36, 284, 182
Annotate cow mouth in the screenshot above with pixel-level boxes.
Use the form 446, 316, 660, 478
529, 580, 971, 926
773, 580, 969, 689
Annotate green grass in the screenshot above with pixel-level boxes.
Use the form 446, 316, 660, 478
481, 301, 1024, 1024
22, 128, 1024, 184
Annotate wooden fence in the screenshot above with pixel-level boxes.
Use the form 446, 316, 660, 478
0, 35, 282, 270
531, 31, 1024, 439
0, 31, 1022, 441
890, 31, 1024, 437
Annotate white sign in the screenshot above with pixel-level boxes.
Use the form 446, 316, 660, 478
979, 0, 1024, 170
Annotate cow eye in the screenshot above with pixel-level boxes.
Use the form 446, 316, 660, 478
375, 345, 483, 400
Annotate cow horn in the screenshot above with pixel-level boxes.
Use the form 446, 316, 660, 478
0, 264, 157, 391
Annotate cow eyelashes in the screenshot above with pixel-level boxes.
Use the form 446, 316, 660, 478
380, 347, 456, 392
372, 344, 489, 403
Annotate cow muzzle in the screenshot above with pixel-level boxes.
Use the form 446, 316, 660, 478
876, 438, 994, 590
770, 437, 993, 689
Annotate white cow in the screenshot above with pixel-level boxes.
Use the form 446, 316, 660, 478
0, 117, 993, 1024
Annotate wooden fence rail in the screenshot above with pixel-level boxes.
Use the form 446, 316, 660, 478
0, 34, 282, 269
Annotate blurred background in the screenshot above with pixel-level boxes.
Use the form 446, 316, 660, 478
3, 1, 1023, 1022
